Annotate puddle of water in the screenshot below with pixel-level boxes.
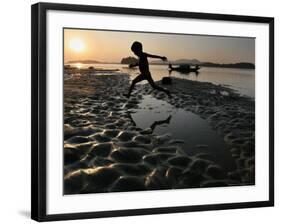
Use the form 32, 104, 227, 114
131, 95, 236, 172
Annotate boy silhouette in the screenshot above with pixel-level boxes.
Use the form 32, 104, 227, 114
124, 41, 171, 98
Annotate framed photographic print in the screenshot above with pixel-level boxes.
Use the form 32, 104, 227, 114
31, 2, 274, 222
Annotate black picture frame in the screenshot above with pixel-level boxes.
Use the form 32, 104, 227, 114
31, 2, 274, 222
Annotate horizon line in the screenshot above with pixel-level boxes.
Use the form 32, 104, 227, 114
65, 59, 255, 65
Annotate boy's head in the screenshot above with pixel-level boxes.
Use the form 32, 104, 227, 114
131, 41, 143, 56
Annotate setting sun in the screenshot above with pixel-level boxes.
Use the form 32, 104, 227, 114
69, 38, 85, 52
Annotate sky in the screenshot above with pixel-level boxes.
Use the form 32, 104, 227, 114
64, 28, 255, 64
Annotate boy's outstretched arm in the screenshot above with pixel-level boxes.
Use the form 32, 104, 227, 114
145, 53, 167, 61
129, 62, 139, 68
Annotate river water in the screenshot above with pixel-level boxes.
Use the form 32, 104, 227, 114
67, 63, 255, 98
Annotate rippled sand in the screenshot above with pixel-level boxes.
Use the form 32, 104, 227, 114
64, 73, 255, 194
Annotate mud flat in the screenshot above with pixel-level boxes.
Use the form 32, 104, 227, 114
64, 73, 254, 195
140, 78, 255, 185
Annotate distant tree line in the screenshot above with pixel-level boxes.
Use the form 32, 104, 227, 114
121, 57, 138, 64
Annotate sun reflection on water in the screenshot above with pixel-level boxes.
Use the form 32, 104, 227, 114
75, 63, 82, 69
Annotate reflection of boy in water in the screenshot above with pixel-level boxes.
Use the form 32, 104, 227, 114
127, 112, 172, 132
150, 115, 172, 131
125, 41, 171, 98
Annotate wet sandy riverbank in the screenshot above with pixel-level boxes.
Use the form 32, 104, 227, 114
64, 73, 254, 194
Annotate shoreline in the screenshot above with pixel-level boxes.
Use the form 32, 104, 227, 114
64, 73, 255, 194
